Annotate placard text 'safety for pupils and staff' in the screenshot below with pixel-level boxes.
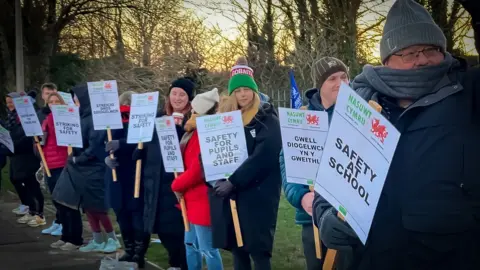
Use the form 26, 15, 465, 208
206, 132, 240, 166
161, 134, 179, 161
328, 137, 377, 206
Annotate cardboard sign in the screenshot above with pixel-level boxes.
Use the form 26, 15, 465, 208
58, 91, 75, 106
197, 110, 248, 182
279, 108, 329, 185
0, 124, 14, 153
314, 83, 401, 244
127, 92, 159, 143
51, 105, 83, 148
155, 116, 184, 173
87, 80, 123, 130
13, 96, 43, 136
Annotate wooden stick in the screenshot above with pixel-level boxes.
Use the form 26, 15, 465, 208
134, 142, 143, 198
323, 100, 383, 270
309, 185, 322, 259
67, 146, 72, 155
174, 172, 190, 232
34, 136, 51, 177
106, 128, 118, 182
230, 199, 243, 247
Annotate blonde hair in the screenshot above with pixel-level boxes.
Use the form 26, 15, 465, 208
218, 91, 260, 114
47, 92, 66, 105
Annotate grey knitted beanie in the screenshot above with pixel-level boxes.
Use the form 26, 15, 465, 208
380, 0, 446, 64
312, 57, 349, 89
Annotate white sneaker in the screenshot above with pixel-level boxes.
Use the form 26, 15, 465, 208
17, 213, 34, 224
13, 205, 29, 215
60, 242, 79, 251
27, 215, 47, 227
167, 268, 181, 270
50, 240, 66, 248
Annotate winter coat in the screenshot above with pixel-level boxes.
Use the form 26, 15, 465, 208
8, 113, 39, 180
281, 89, 333, 225
52, 85, 108, 211
345, 62, 480, 269
171, 130, 211, 226
41, 108, 68, 169
208, 103, 282, 254
142, 111, 186, 234
105, 107, 140, 213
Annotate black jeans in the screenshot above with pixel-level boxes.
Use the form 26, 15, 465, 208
58, 204, 83, 246
45, 168, 63, 224
232, 247, 272, 270
302, 224, 325, 270
115, 208, 144, 234
156, 230, 187, 269
13, 176, 44, 215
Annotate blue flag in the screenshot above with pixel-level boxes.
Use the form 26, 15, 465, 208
289, 69, 302, 109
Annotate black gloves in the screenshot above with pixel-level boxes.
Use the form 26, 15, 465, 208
68, 154, 89, 165
105, 140, 120, 153
105, 156, 119, 169
214, 179, 235, 197
319, 208, 358, 251
132, 147, 146, 161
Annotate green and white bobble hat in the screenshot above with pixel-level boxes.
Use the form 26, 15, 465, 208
227, 56, 259, 95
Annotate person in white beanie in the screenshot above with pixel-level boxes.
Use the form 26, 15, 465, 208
171, 88, 224, 270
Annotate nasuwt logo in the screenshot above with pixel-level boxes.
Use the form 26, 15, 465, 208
371, 118, 388, 143
222, 115, 233, 124
104, 82, 112, 90
306, 114, 319, 125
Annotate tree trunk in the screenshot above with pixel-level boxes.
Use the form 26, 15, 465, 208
457, 0, 480, 58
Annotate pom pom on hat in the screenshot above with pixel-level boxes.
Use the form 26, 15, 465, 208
191, 88, 220, 115
228, 56, 258, 95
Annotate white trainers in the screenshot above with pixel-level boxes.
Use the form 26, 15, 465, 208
50, 240, 66, 248
79, 240, 105, 252
13, 205, 29, 215
27, 215, 46, 227
17, 213, 34, 224
60, 242, 79, 251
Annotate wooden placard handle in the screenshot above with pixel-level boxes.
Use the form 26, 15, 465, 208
34, 136, 51, 177
174, 172, 190, 232
106, 128, 118, 182
309, 185, 322, 259
134, 142, 143, 198
230, 198, 243, 247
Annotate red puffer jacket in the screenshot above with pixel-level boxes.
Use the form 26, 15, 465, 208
42, 112, 68, 169
171, 130, 211, 226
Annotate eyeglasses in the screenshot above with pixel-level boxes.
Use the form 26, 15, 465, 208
393, 47, 443, 63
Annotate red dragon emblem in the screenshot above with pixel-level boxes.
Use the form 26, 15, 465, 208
148, 95, 153, 101
166, 119, 172, 126
104, 82, 112, 90
371, 118, 388, 143
306, 114, 319, 125
68, 107, 74, 113
23, 98, 29, 104
223, 115, 233, 124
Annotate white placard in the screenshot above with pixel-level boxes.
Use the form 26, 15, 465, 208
279, 108, 329, 186
87, 80, 123, 130
197, 110, 248, 182
51, 105, 83, 148
155, 116, 184, 173
314, 83, 401, 244
13, 96, 43, 136
0, 124, 14, 153
58, 91, 75, 106
127, 92, 159, 143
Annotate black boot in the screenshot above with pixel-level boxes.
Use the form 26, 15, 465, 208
132, 231, 150, 269
119, 230, 134, 262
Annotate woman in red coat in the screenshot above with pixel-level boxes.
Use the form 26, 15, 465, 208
40, 92, 68, 236
171, 88, 224, 270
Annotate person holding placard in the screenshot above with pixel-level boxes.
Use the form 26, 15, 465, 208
52, 84, 118, 252
132, 77, 195, 270
280, 57, 350, 270
36, 83, 58, 124
38, 92, 68, 234
320, 1, 479, 269
6, 91, 46, 226
208, 57, 282, 270
104, 91, 149, 267
171, 88, 224, 270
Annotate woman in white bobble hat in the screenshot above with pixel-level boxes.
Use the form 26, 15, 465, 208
171, 88, 224, 270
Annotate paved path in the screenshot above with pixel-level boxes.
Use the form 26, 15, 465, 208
0, 192, 159, 270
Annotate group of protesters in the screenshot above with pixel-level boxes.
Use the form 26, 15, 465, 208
1, 1, 479, 270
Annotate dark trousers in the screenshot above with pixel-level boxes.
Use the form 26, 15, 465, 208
232, 247, 272, 270
156, 230, 188, 269
46, 168, 63, 223
58, 203, 83, 246
12, 176, 44, 215
116, 208, 144, 234
302, 224, 325, 270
